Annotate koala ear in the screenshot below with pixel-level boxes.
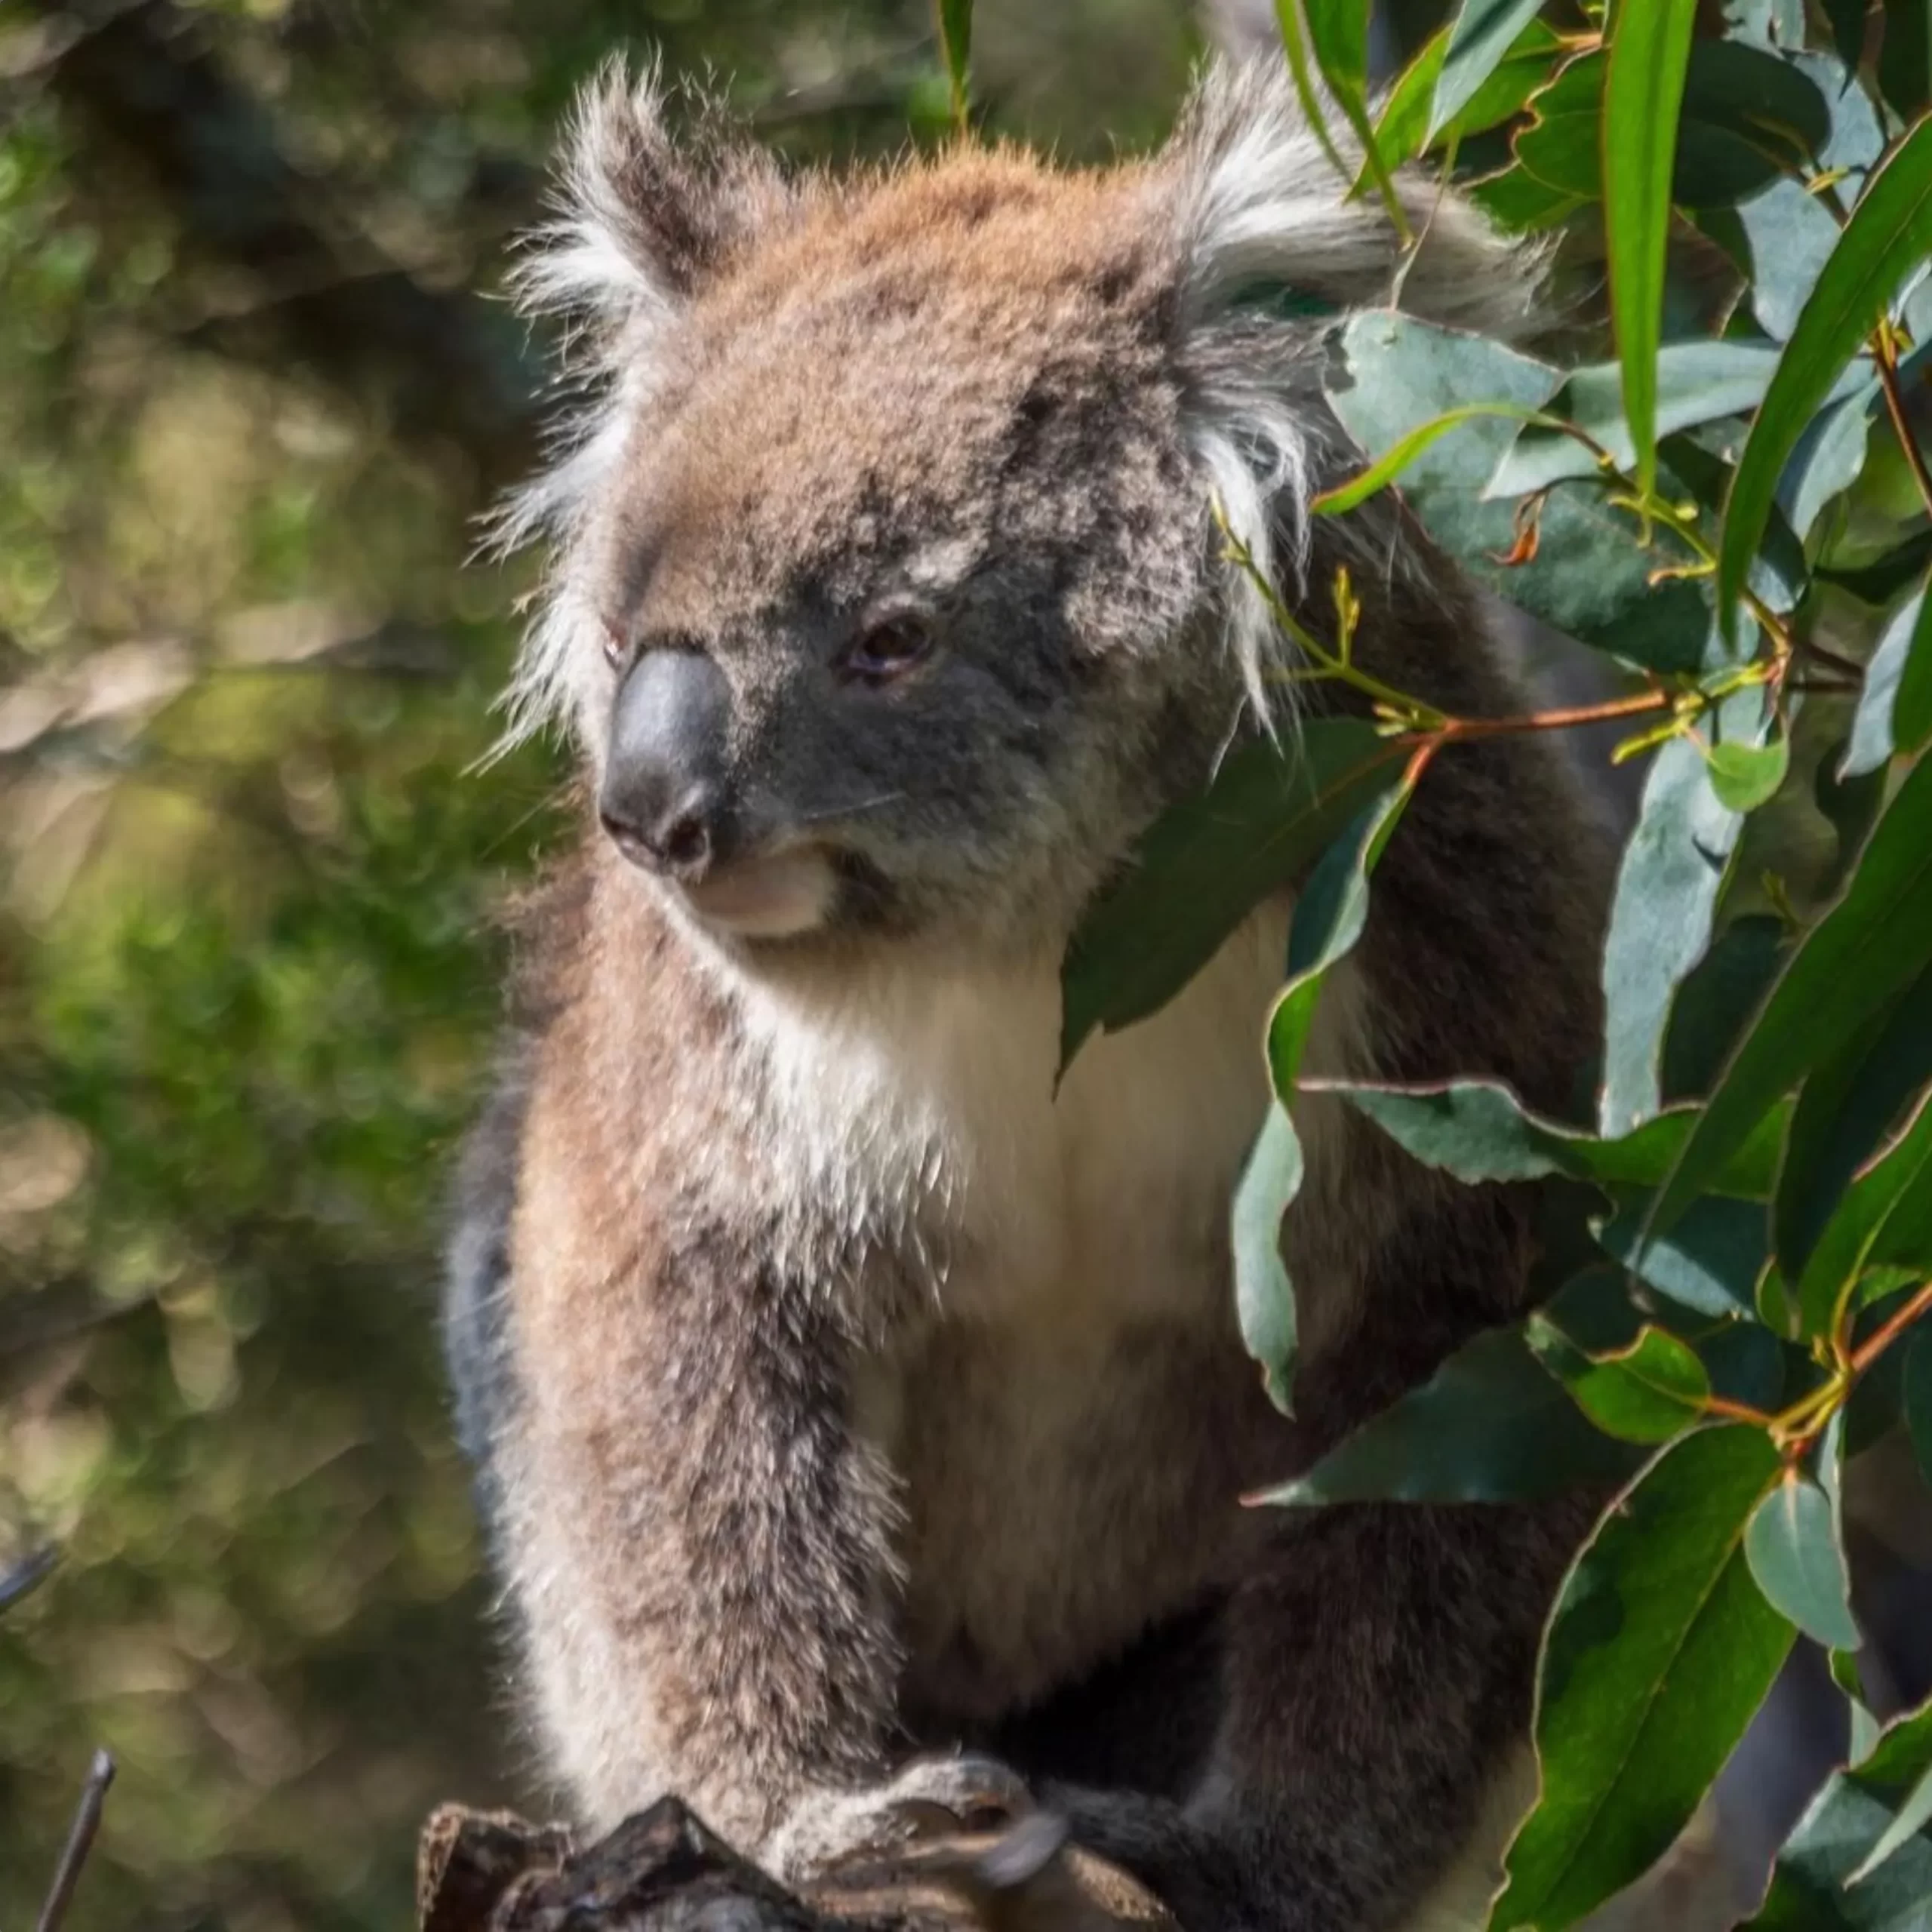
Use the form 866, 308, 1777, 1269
1167, 59, 1547, 343
515, 59, 790, 346
1161, 60, 1546, 719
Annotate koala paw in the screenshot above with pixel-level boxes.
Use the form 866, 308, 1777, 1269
764, 1753, 1036, 1881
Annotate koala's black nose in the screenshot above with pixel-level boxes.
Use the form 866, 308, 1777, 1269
598, 648, 732, 879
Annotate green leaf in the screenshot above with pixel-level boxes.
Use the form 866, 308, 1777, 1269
1718, 120, 1932, 641
1747, 1698, 1932, 1925
1775, 961, 1932, 1284
1057, 722, 1404, 1070
1287, 0, 1406, 230
1528, 1318, 1712, 1443
1662, 915, 1788, 1104
1515, 43, 1832, 209
1321, 1077, 1790, 1197
1736, 179, 1844, 343
1491, 1425, 1791, 1931
1324, 314, 1715, 672
1315, 401, 1564, 515
1649, 753, 1932, 1240
1368, 28, 1447, 174
1745, 1472, 1861, 1650
1472, 165, 1586, 232
1906, 1326, 1932, 1489
1234, 1104, 1301, 1417
1820, 528, 1932, 605
1429, 0, 1547, 140
1254, 1321, 1644, 1507
1602, 0, 1694, 500
1595, 1189, 1770, 1321
1844, 583, 1932, 777
1792, 1089, 1932, 1337
938, 0, 972, 128
1878, 0, 1930, 120
1600, 707, 1755, 1137
1707, 735, 1790, 812
1783, 377, 1881, 541
1849, 1755, 1932, 1887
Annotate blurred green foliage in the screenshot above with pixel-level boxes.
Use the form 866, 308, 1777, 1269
0, 2, 1201, 1926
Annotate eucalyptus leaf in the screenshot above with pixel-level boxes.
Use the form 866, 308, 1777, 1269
1745, 1473, 1861, 1651
1234, 1103, 1302, 1417
1649, 754, 1932, 1240
1428, 0, 1546, 138
1254, 1322, 1644, 1507
1527, 1318, 1712, 1444
1718, 120, 1932, 639
1058, 723, 1404, 1070
1843, 583, 1932, 777
1491, 1425, 1791, 1931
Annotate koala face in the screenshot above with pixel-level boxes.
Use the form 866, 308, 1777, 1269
577, 159, 1225, 949
502, 63, 1546, 957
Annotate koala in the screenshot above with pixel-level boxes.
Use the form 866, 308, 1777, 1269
445, 55, 1613, 1932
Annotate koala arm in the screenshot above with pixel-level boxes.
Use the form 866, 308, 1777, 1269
499, 1077, 908, 1851
1042, 1496, 1580, 1932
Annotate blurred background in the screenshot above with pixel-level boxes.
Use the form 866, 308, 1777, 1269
0, 2, 1281, 1927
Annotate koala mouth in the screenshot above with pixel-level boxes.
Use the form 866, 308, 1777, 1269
678, 846, 836, 941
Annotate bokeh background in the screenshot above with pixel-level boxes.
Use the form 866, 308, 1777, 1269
0, 3, 1275, 1927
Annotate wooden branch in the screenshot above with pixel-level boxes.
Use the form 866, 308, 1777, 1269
417, 1798, 1177, 1932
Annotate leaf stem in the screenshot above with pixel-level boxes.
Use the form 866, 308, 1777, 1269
1875, 321, 1932, 521
1849, 1278, 1932, 1377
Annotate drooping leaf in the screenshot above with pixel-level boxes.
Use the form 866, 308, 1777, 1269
1746, 1697, 1932, 1924
1324, 314, 1715, 672
1602, 0, 1695, 500
1254, 1323, 1644, 1508
1315, 401, 1564, 515
1428, 0, 1548, 140
1294, 0, 1405, 225
1234, 1103, 1301, 1417
1844, 581, 1932, 777
1649, 753, 1932, 1238
1718, 119, 1932, 639
1491, 1425, 1791, 1932
1235, 783, 1418, 1416
1745, 1472, 1862, 1651
1527, 1318, 1712, 1444
1774, 960, 1932, 1284
1599, 711, 1754, 1137
1321, 1077, 1789, 1198
1058, 722, 1404, 1069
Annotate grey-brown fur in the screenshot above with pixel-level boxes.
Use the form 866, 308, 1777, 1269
448, 57, 1611, 1932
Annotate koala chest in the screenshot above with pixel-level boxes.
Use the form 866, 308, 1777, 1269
809, 916, 1315, 1722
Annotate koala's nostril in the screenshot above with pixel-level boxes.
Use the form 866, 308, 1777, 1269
659, 811, 709, 872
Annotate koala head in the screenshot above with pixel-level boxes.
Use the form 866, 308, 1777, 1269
498, 59, 1542, 958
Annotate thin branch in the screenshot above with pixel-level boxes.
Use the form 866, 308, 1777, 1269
1426, 688, 1675, 745
1875, 324, 1932, 523
1850, 1279, 1932, 1377
35, 1750, 115, 1932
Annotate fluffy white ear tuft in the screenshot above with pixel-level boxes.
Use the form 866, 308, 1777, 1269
1164, 60, 1549, 721
490, 61, 790, 750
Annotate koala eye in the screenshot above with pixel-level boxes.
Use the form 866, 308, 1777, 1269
840, 610, 936, 686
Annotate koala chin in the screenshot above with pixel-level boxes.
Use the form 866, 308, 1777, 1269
444, 53, 1613, 1932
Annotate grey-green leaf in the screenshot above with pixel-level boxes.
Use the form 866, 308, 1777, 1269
1234, 1103, 1301, 1417
1429, 0, 1548, 140
1718, 119, 1932, 639
1844, 583, 1932, 778
1745, 1473, 1861, 1651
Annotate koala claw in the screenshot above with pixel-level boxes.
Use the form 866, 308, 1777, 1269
765, 1753, 1037, 1880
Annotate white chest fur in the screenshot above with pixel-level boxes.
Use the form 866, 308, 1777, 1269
733, 905, 1305, 1328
